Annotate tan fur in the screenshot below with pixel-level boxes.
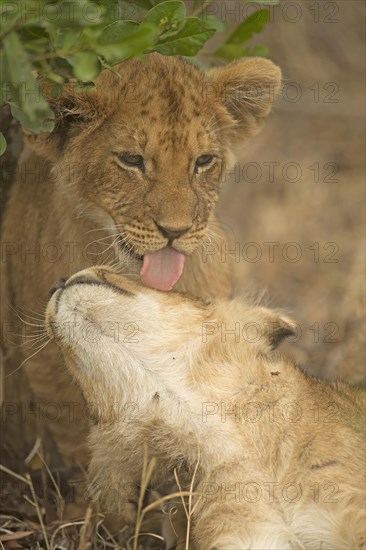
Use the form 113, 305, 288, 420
1, 54, 281, 465
45, 267, 365, 549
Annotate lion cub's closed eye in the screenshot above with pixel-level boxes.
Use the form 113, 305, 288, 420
46, 267, 366, 550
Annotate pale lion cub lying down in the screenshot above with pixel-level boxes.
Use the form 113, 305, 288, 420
45, 267, 365, 550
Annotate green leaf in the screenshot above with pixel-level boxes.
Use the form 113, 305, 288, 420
74, 82, 96, 93
242, 45, 269, 57
213, 43, 246, 60
240, 0, 278, 3
143, 1, 186, 29
121, 0, 156, 9
99, 21, 139, 44
223, 9, 269, 45
1, 32, 34, 101
147, 0, 171, 6
17, 25, 50, 46
183, 56, 210, 69
42, 72, 65, 84
49, 57, 74, 79
70, 52, 101, 81
1, 31, 54, 132
0, 132, 7, 156
99, 22, 159, 64
9, 103, 55, 133
0, 1, 21, 35
214, 42, 270, 61
45, 0, 105, 28
97, 1, 144, 23
53, 29, 82, 52
152, 17, 215, 56
215, 9, 270, 59
202, 15, 226, 32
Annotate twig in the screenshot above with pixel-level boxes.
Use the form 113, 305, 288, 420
77, 506, 94, 550
36, 451, 65, 520
0, 465, 50, 550
173, 454, 201, 550
0, 465, 28, 484
50, 519, 85, 549
132, 444, 156, 550
25, 473, 51, 550
185, 455, 201, 550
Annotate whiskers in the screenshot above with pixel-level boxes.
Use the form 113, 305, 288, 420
7, 303, 45, 336
4, 305, 51, 378
4, 303, 51, 377
80, 221, 141, 275
82, 222, 140, 268
87, 231, 120, 257
85, 224, 118, 237
208, 219, 237, 239
6, 337, 52, 378
202, 226, 226, 249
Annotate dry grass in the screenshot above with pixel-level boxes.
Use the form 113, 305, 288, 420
0, 461, 118, 550
0, 452, 197, 550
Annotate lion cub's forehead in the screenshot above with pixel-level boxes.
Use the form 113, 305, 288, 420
102, 56, 219, 152
111, 54, 207, 111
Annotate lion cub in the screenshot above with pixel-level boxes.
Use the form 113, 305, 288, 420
45, 267, 365, 549
2, 53, 282, 465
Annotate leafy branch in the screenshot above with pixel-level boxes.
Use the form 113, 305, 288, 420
0, 0, 278, 154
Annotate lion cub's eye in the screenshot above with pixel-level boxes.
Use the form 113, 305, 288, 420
117, 153, 144, 171
195, 155, 214, 170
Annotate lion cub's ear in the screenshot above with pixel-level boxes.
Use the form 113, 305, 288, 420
25, 82, 109, 161
208, 57, 281, 142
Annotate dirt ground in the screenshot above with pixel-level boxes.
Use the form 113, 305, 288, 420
0, 1, 365, 548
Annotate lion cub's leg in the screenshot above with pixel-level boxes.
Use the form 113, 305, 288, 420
191, 490, 303, 550
207, 534, 298, 550
91, 475, 138, 526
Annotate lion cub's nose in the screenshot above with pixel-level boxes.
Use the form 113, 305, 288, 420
48, 277, 68, 299
155, 221, 191, 241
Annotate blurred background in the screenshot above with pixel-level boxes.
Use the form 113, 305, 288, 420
215, 0, 365, 383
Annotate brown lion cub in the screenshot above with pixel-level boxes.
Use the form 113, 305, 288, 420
45, 267, 365, 550
1, 53, 281, 465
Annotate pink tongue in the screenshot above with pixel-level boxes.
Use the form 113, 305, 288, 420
140, 246, 185, 291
